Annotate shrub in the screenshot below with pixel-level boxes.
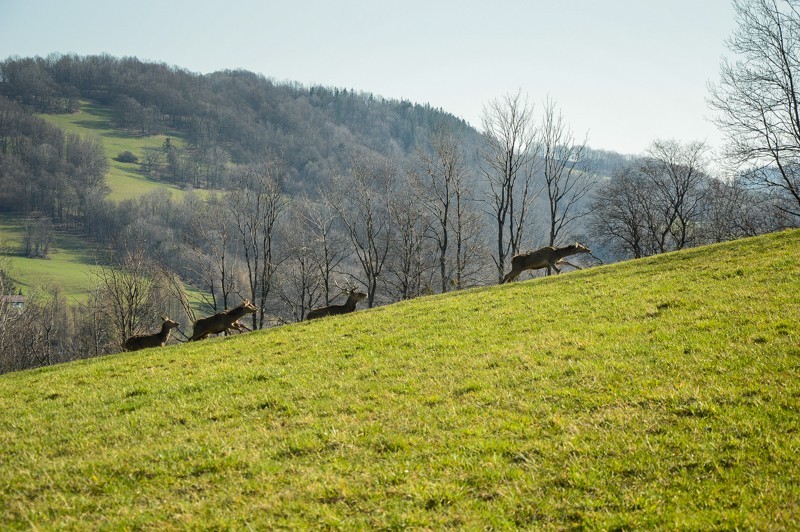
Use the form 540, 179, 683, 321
117, 151, 138, 163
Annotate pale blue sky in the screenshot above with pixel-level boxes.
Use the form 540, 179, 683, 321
0, 0, 735, 155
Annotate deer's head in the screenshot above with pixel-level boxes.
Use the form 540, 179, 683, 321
162, 316, 180, 329
347, 288, 368, 303
336, 279, 366, 303
241, 300, 259, 314
573, 242, 591, 254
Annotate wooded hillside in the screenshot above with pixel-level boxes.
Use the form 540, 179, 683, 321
0, 54, 480, 193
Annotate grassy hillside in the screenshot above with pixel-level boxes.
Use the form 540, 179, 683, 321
0, 214, 104, 300
0, 102, 211, 299
40, 101, 191, 203
4, 101, 187, 299
0, 230, 798, 529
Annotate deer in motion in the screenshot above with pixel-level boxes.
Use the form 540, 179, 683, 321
123, 316, 180, 351
189, 300, 259, 341
306, 283, 367, 320
501, 242, 591, 283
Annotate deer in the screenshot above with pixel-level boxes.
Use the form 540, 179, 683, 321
189, 299, 259, 341
306, 282, 367, 320
501, 242, 591, 283
123, 316, 181, 351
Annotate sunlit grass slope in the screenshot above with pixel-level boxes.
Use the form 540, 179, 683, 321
1, 230, 798, 529
0, 214, 103, 300
40, 101, 190, 202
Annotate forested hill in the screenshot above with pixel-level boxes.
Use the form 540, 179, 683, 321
0, 53, 481, 192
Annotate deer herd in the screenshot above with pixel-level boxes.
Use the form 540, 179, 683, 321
123, 242, 590, 351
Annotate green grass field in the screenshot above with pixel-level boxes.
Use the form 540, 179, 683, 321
0, 230, 798, 529
40, 101, 190, 202
0, 214, 103, 301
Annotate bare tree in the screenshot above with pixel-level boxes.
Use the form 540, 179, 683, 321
708, 0, 800, 222
277, 246, 322, 324
451, 186, 487, 289
387, 177, 434, 300
307, 193, 351, 306
703, 174, 782, 241
478, 91, 543, 282
415, 123, 470, 292
0, 289, 69, 373
92, 249, 160, 346
22, 213, 53, 258
0, 252, 19, 371
330, 151, 395, 307
141, 147, 164, 178
639, 140, 709, 252
277, 197, 331, 323
183, 194, 239, 315
228, 159, 289, 329
540, 98, 596, 248
589, 164, 652, 260
591, 140, 708, 259
73, 285, 118, 360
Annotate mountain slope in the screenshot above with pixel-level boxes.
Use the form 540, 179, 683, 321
0, 230, 798, 528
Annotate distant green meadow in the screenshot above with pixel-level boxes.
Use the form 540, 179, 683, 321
1, 230, 798, 529
40, 101, 190, 203
0, 214, 103, 301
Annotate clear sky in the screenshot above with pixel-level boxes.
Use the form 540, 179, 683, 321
0, 0, 735, 155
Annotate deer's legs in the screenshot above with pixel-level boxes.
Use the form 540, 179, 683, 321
557, 260, 582, 270
501, 268, 521, 284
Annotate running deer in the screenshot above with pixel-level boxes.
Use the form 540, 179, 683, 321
189, 300, 259, 341
123, 316, 180, 351
501, 242, 591, 283
306, 283, 367, 320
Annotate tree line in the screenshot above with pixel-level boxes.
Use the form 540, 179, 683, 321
3, 0, 800, 372
0, 114, 789, 373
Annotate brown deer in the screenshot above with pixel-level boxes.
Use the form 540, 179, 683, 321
189, 300, 259, 341
306, 283, 367, 320
123, 316, 180, 351
501, 242, 591, 283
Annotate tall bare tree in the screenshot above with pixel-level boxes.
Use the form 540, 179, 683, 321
540, 98, 596, 248
183, 193, 238, 315
478, 91, 543, 282
451, 184, 487, 289
589, 165, 652, 260
709, 0, 800, 222
277, 215, 323, 323
93, 249, 159, 346
228, 159, 289, 329
387, 177, 434, 300
330, 151, 395, 307
277, 195, 347, 322
310, 194, 351, 305
639, 140, 709, 252
415, 123, 473, 292
72, 287, 117, 361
